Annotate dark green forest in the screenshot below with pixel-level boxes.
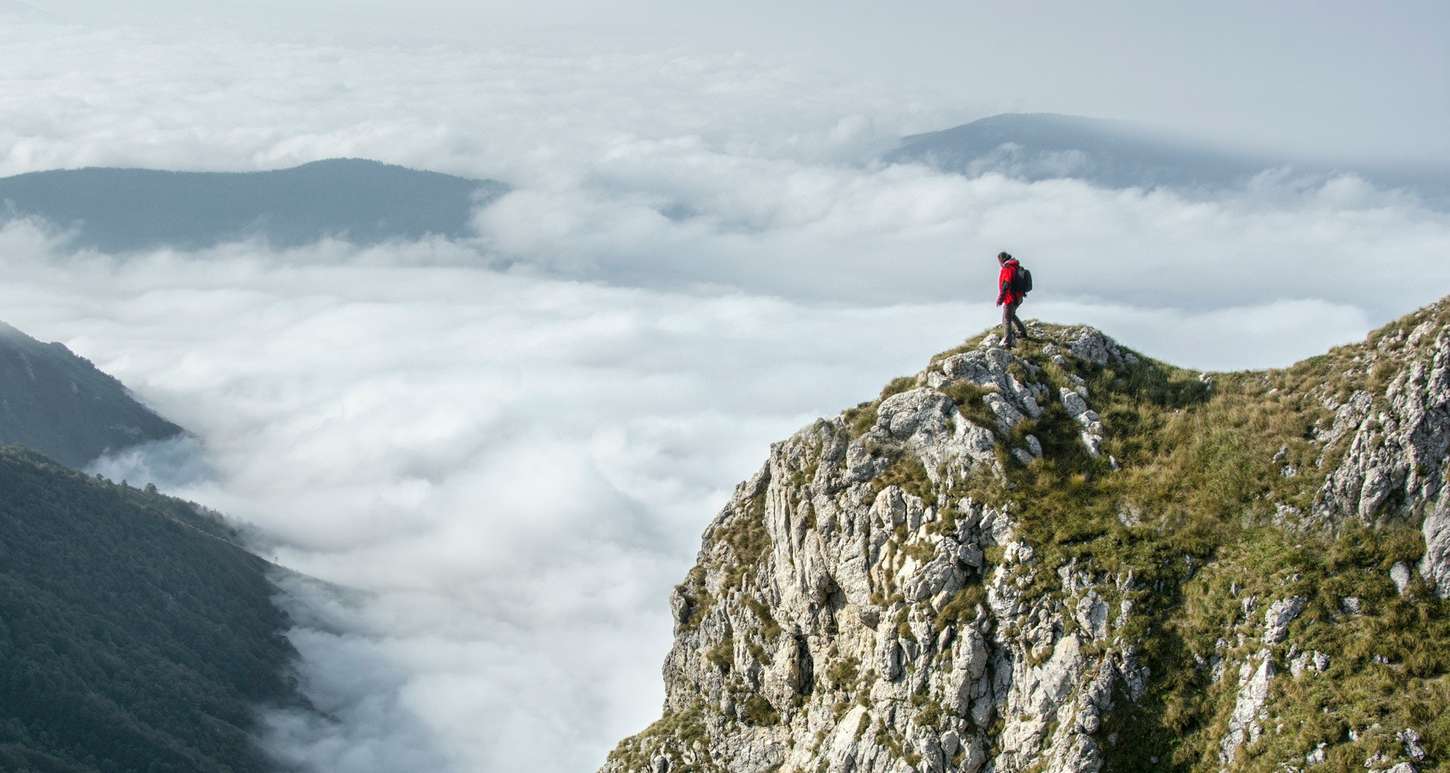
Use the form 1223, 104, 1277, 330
0, 446, 300, 772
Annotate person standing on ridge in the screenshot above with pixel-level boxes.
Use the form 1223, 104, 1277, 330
995, 251, 1030, 348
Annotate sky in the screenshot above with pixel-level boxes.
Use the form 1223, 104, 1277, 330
2, 3, 1449, 772
15, 0, 1450, 164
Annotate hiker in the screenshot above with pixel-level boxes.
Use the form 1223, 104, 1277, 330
995, 251, 1030, 347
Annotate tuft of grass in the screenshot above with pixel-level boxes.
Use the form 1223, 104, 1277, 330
825, 656, 860, 690
872, 454, 935, 501
932, 583, 987, 631
941, 381, 1000, 429
706, 637, 734, 673
741, 694, 780, 727
719, 491, 772, 591
745, 595, 782, 641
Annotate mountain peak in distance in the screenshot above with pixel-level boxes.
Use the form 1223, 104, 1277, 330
0, 157, 507, 252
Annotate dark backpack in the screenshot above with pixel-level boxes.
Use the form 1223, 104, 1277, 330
1012, 265, 1033, 296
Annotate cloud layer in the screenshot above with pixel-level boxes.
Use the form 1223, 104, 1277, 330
3, 15, 1449, 773
6, 15, 1446, 326
1, 234, 974, 770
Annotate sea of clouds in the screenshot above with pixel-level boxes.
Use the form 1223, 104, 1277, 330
4, 12, 1450, 772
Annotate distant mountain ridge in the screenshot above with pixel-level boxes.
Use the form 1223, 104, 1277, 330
0, 158, 506, 252
0, 321, 183, 468
888, 113, 1450, 205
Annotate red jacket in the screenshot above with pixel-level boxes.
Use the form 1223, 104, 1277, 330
997, 259, 1023, 306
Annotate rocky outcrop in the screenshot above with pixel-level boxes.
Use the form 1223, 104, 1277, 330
606, 327, 1140, 773
1218, 596, 1305, 764
1312, 316, 1450, 596
606, 299, 1450, 773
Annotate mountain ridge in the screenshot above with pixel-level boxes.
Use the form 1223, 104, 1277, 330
887, 113, 1450, 206
605, 297, 1450, 772
0, 157, 506, 252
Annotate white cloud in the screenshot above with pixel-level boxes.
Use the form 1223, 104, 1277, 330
0, 234, 969, 770
471, 155, 1450, 319
0, 18, 944, 181
3, 17, 1448, 773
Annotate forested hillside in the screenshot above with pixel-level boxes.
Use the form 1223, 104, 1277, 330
0, 446, 301, 773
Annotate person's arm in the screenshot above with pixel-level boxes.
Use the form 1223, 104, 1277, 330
997, 267, 1011, 305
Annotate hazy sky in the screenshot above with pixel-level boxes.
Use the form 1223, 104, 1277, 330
18, 0, 1450, 163
3, 4, 1449, 772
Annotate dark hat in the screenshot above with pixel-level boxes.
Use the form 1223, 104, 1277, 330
997, 251, 1012, 261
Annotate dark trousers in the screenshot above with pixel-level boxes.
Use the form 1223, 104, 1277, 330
1002, 301, 1027, 346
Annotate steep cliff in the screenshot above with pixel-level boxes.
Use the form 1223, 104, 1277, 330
605, 298, 1450, 772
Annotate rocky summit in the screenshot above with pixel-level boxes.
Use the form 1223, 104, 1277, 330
605, 298, 1450, 772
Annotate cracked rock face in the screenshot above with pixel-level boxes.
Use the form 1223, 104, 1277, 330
1313, 319, 1450, 595
605, 301, 1450, 773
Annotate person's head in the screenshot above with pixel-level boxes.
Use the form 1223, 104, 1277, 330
997, 251, 1012, 264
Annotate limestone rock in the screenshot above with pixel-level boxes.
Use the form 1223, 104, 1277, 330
1263, 596, 1306, 644
1312, 320, 1450, 596
1220, 655, 1274, 763
1391, 562, 1412, 596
